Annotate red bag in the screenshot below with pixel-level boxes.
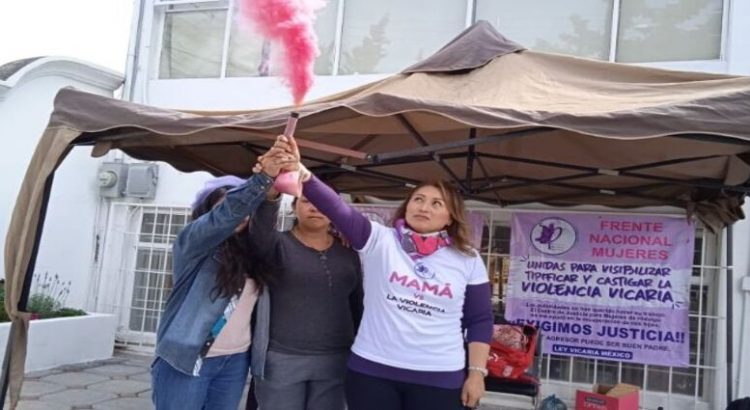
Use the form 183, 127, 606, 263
486, 324, 538, 379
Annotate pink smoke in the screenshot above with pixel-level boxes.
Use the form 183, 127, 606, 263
240, 0, 324, 105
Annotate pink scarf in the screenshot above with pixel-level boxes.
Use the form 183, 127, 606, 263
394, 219, 452, 261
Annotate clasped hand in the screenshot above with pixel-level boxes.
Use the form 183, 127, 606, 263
254, 135, 303, 177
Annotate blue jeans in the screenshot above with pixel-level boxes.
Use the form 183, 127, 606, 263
152, 352, 250, 410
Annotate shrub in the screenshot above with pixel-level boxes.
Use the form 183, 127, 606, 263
0, 274, 86, 322
0, 280, 8, 322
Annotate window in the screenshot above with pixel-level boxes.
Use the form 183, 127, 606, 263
226, 0, 339, 76
159, 1, 229, 78
475, 0, 614, 60
159, 0, 338, 78
130, 248, 174, 332
476, 0, 724, 63
616, 0, 723, 62
128, 209, 188, 333
338, 0, 466, 74
157, 1, 726, 78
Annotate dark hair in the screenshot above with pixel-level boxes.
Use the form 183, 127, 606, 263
191, 187, 273, 298
392, 180, 475, 256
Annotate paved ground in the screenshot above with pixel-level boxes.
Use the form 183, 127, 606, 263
11, 350, 528, 409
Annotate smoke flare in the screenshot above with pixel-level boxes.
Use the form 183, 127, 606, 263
240, 0, 325, 105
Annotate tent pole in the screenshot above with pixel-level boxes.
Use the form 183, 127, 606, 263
395, 114, 466, 191
670, 134, 750, 147
473, 156, 504, 205
473, 153, 750, 194
0, 322, 17, 409
363, 152, 719, 174
369, 127, 554, 162
356, 153, 467, 169
480, 152, 722, 174
466, 129, 476, 192
0, 174, 56, 409
726, 224, 734, 405
499, 182, 686, 208
242, 143, 422, 187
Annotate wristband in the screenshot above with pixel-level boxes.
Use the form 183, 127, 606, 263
298, 163, 312, 182
467, 366, 488, 377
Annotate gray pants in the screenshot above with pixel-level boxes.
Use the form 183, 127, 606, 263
255, 350, 348, 410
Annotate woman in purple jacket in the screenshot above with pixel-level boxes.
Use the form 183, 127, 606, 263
254, 136, 493, 410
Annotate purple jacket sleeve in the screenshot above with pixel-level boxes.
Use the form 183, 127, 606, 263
302, 176, 372, 250
462, 282, 493, 344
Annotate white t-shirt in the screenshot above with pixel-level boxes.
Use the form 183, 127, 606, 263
352, 222, 489, 371
206, 278, 258, 357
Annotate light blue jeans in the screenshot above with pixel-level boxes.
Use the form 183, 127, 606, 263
151, 351, 250, 410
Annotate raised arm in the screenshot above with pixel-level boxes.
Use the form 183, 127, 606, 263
257, 134, 373, 250
174, 173, 273, 262
302, 176, 371, 251
175, 145, 295, 262
246, 194, 284, 263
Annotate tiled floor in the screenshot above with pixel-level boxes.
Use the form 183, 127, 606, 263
12, 350, 527, 409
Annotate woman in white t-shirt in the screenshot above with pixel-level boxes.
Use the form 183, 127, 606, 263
254, 136, 493, 410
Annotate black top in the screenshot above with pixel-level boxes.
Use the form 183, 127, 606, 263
248, 200, 363, 355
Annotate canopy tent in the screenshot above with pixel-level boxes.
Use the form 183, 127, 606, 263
3, 21, 750, 407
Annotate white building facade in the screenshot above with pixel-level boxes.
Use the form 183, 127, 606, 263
5, 1, 749, 409
0, 57, 123, 310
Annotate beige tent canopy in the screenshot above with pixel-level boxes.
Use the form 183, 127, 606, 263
4, 21, 750, 407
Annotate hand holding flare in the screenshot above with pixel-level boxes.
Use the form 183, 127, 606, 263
253, 113, 310, 196
273, 113, 304, 196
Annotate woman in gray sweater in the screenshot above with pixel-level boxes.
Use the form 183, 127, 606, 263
248, 188, 363, 410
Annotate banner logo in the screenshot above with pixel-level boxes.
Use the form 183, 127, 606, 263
531, 217, 576, 255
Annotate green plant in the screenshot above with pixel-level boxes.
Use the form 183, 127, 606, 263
52, 307, 87, 317
0, 275, 85, 322
26, 272, 85, 320
28, 294, 63, 319
0, 279, 8, 322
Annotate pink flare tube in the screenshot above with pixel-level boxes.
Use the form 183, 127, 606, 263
273, 112, 303, 196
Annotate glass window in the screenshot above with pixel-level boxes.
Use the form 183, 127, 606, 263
338, 0, 467, 74
139, 211, 187, 243
226, 0, 339, 77
130, 249, 174, 332
475, 0, 614, 60
159, 2, 229, 78
128, 208, 188, 333
616, 0, 723, 62
312, 0, 339, 75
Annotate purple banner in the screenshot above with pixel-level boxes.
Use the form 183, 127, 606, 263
505, 212, 694, 367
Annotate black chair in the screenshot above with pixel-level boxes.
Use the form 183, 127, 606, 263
485, 316, 543, 409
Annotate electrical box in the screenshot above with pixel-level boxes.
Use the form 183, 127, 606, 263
98, 162, 128, 198
125, 163, 159, 199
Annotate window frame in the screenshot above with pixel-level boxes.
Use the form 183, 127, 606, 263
154, 0, 728, 80
609, 0, 729, 64
155, 0, 233, 79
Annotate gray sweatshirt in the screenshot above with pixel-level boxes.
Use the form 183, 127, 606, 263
248, 199, 364, 356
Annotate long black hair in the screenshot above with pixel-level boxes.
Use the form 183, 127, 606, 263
191, 187, 273, 298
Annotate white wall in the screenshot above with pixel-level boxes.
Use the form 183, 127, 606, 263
726, 0, 750, 75
0, 59, 122, 310
146, 74, 388, 110
32, 145, 101, 309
